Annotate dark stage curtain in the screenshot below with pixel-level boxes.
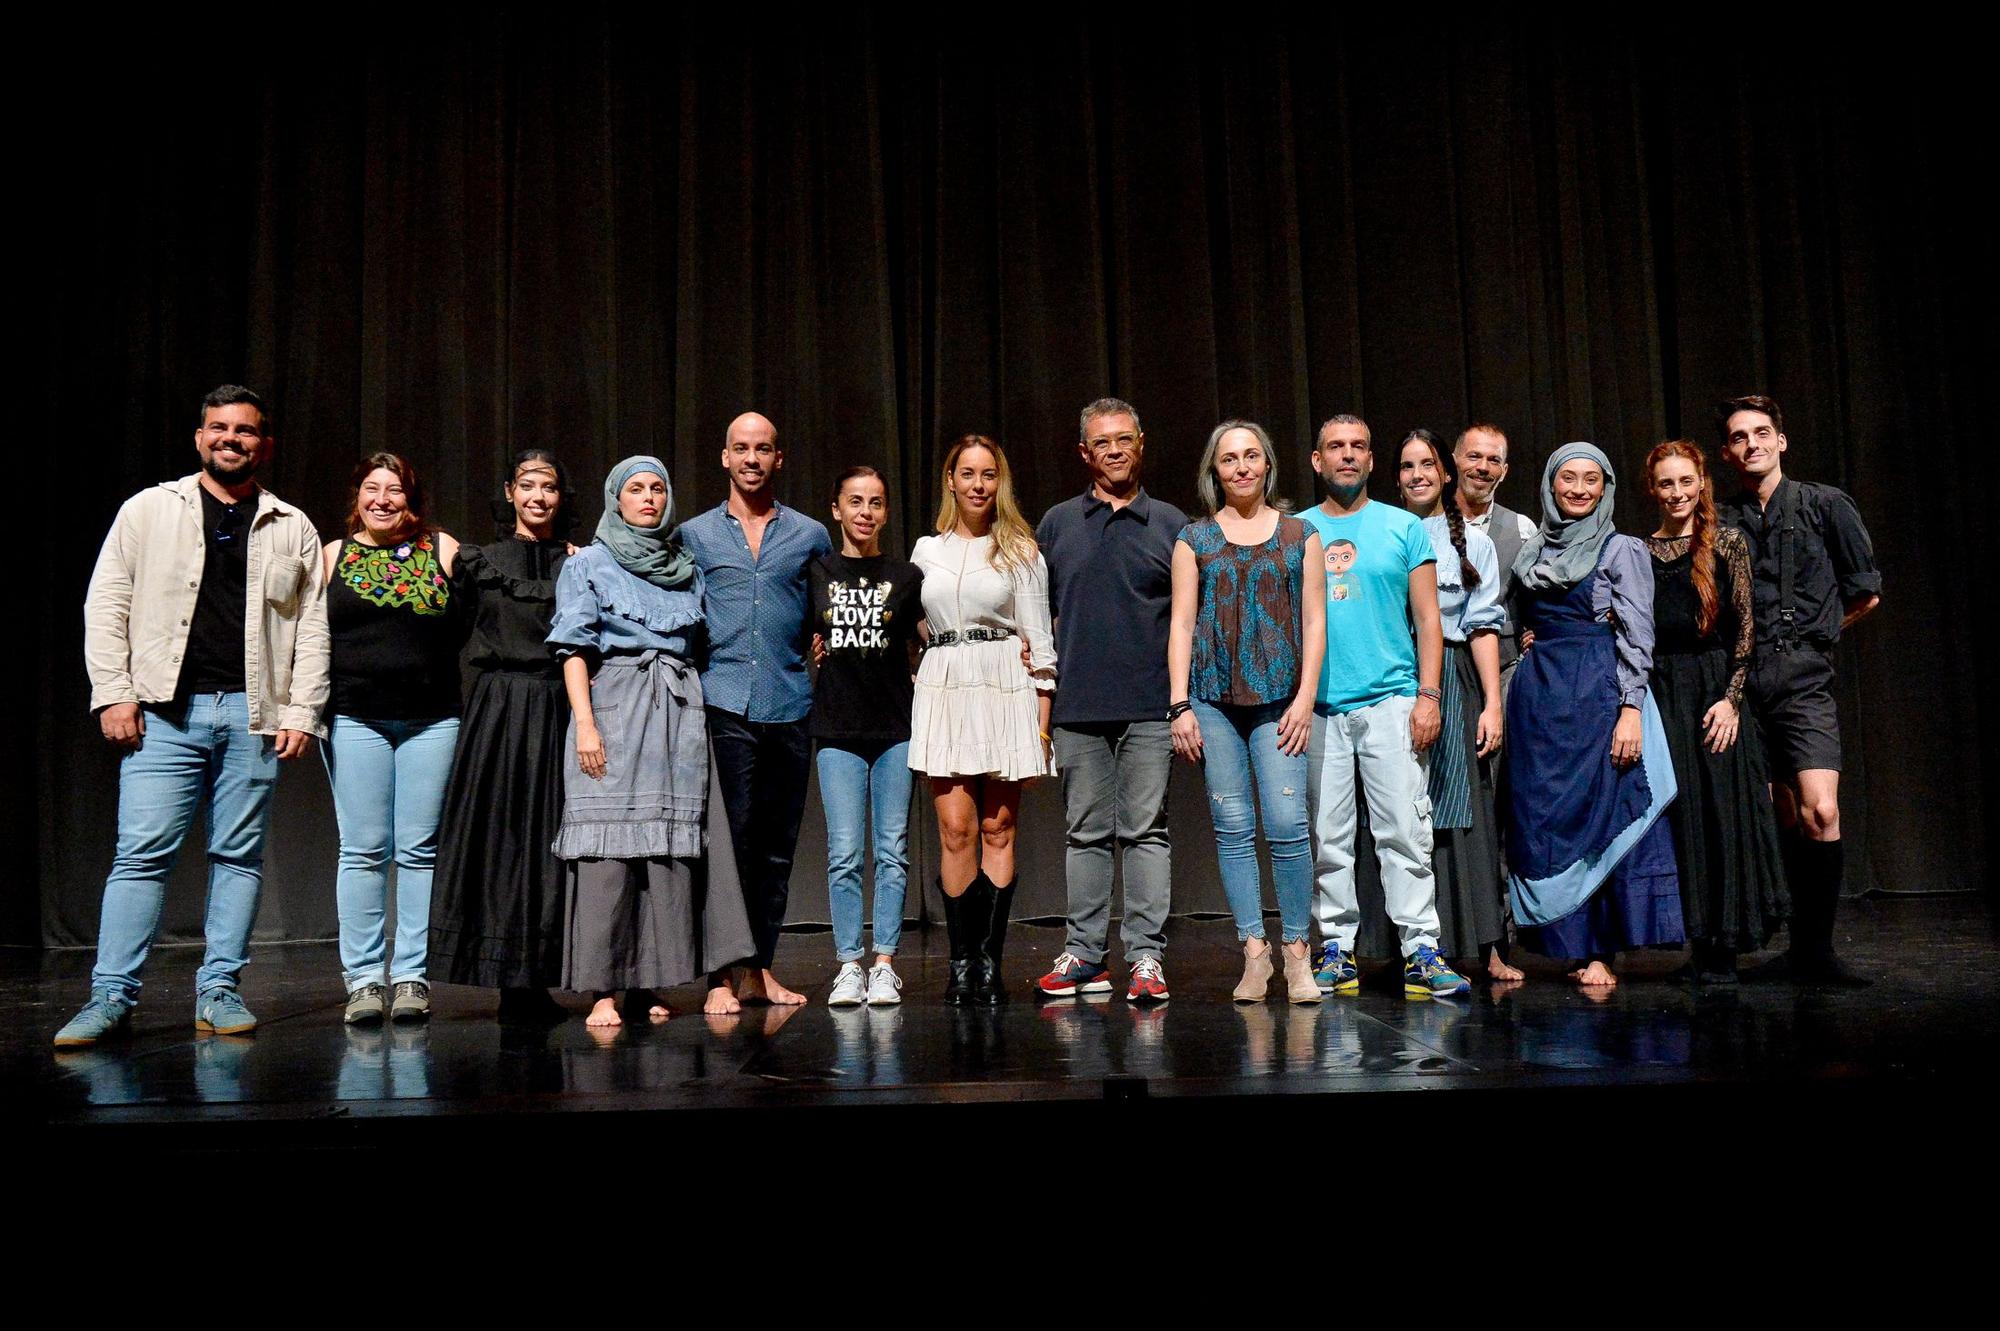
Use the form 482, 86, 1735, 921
22, 8, 1992, 947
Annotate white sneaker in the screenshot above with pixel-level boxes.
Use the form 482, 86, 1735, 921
865, 962, 903, 1006
828, 961, 868, 1007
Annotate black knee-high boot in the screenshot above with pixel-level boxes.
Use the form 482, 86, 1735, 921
972, 873, 1015, 1006
940, 877, 976, 1006
1784, 837, 1870, 987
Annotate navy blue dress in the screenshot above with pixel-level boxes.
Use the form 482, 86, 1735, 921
1506, 555, 1684, 960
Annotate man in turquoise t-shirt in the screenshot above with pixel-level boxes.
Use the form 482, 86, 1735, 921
1300, 414, 1469, 997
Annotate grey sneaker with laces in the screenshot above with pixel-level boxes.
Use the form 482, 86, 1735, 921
195, 987, 259, 1035
390, 980, 431, 1023
865, 962, 903, 1007
828, 961, 869, 1007
54, 991, 135, 1049
345, 983, 389, 1026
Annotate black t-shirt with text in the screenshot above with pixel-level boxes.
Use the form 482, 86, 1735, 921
176, 485, 251, 697
808, 552, 923, 744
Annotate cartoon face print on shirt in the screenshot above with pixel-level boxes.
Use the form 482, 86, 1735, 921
1326, 539, 1358, 602
823, 576, 899, 652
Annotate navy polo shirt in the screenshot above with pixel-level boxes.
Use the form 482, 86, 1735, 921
1037, 486, 1188, 726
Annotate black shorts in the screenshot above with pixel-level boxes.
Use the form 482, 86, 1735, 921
1748, 646, 1841, 776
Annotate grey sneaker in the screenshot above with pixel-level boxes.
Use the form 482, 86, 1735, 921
54, 992, 135, 1049
195, 987, 258, 1035
390, 980, 431, 1023
865, 962, 903, 1007
828, 961, 868, 1007
344, 983, 389, 1026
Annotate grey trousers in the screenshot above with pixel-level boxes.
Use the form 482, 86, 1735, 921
1053, 721, 1173, 963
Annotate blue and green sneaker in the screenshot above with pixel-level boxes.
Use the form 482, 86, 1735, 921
1404, 944, 1471, 997
1313, 944, 1360, 995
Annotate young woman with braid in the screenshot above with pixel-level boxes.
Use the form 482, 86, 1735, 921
1390, 431, 1516, 980
1645, 441, 1787, 982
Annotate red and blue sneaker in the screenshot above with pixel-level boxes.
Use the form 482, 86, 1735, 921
1035, 952, 1113, 997
1126, 957, 1170, 1003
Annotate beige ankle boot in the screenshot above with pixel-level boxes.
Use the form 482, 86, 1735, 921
1282, 945, 1323, 1005
1233, 941, 1275, 1003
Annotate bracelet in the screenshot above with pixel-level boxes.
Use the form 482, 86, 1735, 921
1416, 687, 1441, 703
1166, 700, 1193, 721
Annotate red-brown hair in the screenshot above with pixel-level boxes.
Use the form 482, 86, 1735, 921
1646, 439, 1718, 635
345, 451, 429, 545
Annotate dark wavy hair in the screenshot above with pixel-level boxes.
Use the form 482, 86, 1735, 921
491, 448, 578, 537
1401, 430, 1479, 589
344, 452, 428, 544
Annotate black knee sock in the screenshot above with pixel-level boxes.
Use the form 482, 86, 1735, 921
1785, 835, 1844, 961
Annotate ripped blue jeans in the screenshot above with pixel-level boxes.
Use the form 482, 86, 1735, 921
1190, 698, 1313, 943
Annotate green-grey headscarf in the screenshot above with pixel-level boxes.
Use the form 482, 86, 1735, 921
1512, 441, 1618, 593
596, 455, 698, 590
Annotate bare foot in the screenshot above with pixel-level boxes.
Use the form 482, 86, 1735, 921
1567, 960, 1618, 988
750, 969, 807, 1007
1486, 949, 1525, 982
586, 996, 623, 1027
703, 984, 741, 1016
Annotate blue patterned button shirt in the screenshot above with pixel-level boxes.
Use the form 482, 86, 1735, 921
675, 501, 833, 722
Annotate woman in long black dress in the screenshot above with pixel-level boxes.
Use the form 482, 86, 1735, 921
1643, 440, 1787, 982
429, 450, 575, 1023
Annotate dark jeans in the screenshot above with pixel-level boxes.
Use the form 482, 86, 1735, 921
707, 707, 813, 969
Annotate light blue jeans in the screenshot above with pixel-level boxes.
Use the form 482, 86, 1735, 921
815, 740, 911, 962
324, 714, 461, 988
91, 692, 280, 1002
1191, 698, 1313, 944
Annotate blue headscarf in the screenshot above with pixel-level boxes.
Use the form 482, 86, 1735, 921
596, 455, 697, 590
1512, 442, 1618, 593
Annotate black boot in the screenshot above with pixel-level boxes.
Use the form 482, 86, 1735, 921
940, 877, 976, 1006
972, 873, 1015, 1006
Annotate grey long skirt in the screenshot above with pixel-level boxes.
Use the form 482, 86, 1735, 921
557, 651, 755, 992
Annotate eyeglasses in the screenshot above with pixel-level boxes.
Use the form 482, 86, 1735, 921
1085, 432, 1140, 453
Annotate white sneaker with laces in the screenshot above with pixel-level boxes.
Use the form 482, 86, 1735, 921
828, 961, 868, 1007
865, 962, 903, 1006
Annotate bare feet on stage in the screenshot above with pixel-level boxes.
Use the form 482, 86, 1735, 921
1567, 960, 1618, 988
587, 994, 623, 1027
1486, 948, 1525, 982
737, 968, 808, 1007
623, 988, 670, 1022
704, 982, 742, 1015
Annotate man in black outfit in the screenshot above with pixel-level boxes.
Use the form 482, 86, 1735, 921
1716, 394, 1881, 985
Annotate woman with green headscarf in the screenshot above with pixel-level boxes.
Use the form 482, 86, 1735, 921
1503, 442, 1684, 989
546, 455, 754, 1026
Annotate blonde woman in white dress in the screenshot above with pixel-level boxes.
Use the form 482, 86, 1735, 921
909, 435, 1057, 1005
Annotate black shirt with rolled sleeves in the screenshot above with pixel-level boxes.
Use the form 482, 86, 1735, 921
174, 485, 250, 697
808, 553, 924, 744
1719, 476, 1882, 653
1036, 487, 1189, 726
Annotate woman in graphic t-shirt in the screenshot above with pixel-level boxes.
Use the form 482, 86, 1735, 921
808, 467, 925, 1008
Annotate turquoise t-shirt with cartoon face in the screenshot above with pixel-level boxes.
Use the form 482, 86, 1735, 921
1298, 500, 1436, 713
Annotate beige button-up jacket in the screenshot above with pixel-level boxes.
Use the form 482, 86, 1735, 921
84, 475, 331, 737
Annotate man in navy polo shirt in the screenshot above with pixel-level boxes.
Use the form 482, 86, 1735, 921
1032, 397, 1188, 1002
676, 411, 832, 1010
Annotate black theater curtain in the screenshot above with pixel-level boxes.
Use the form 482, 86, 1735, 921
21, 7, 1992, 946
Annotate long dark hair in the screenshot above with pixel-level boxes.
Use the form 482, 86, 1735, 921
491, 448, 577, 537
1402, 430, 1479, 588
345, 452, 429, 545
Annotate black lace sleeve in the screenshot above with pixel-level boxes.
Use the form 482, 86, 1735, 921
1719, 526, 1754, 706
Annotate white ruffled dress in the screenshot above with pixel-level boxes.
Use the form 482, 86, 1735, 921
907, 532, 1058, 780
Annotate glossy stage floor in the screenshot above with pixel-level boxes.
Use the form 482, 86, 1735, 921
11, 895, 1993, 1190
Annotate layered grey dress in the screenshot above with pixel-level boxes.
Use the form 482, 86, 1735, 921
547, 544, 754, 991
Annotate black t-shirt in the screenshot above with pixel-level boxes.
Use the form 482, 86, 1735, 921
176, 486, 251, 697
808, 552, 923, 744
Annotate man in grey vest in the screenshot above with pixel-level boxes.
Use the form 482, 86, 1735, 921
1453, 423, 1535, 688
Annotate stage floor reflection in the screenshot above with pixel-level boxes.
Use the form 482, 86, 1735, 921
13, 895, 1993, 1125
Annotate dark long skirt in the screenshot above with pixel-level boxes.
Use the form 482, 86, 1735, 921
429, 670, 569, 988
1652, 647, 1789, 950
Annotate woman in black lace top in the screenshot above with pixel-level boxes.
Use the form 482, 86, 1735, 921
428, 450, 577, 1022
1645, 441, 1787, 981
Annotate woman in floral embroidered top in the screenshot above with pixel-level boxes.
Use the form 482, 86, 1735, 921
320, 452, 466, 1026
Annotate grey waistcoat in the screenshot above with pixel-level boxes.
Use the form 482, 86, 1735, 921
1484, 501, 1527, 671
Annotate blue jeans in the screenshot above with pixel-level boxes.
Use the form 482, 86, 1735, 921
816, 740, 912, 962
1192, 698, 1313, 944
324, 714, 461, 988
91, 692, 280, 1002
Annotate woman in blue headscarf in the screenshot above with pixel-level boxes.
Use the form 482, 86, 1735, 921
546, 456, 755, 1026
1504, 442, 1684, 987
